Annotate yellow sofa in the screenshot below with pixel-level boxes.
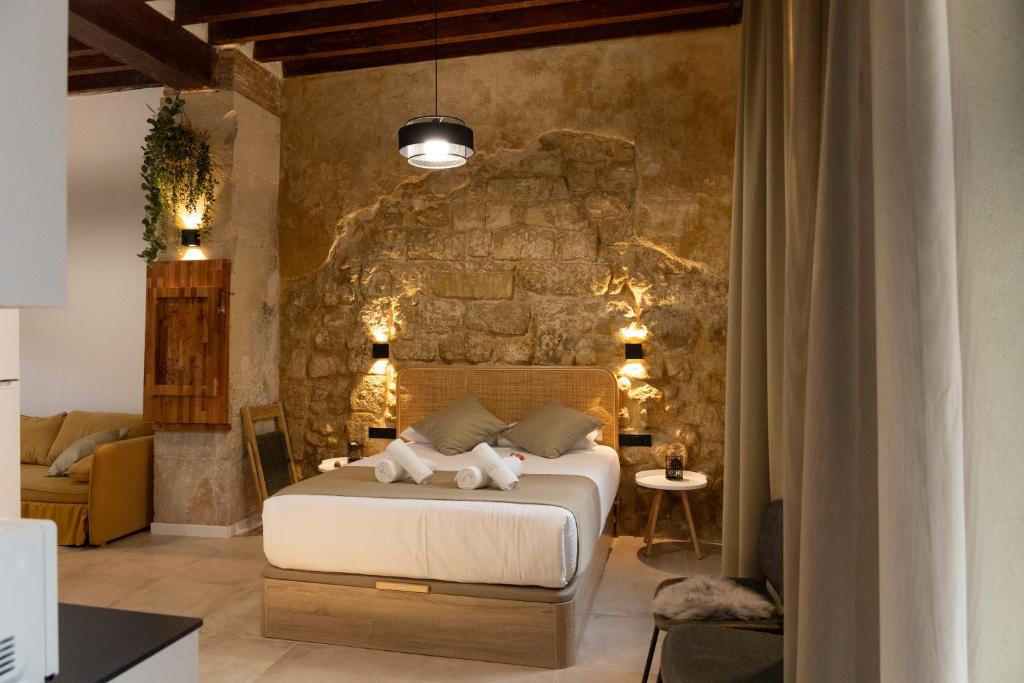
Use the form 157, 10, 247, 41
20, 411, 154, 546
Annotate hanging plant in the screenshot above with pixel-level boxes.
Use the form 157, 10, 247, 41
139, 95, 217, 262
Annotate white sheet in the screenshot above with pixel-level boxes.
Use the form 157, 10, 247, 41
262, 443, 620, 588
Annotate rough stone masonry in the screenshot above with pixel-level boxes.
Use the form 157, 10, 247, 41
279, 130, 728, 541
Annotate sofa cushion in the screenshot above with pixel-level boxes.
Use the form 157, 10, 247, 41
20, 413, 67, 465
46, 411, 150, 462
47, 428, 125, 477
21, 464, 90, 504
66, 454, 93, 483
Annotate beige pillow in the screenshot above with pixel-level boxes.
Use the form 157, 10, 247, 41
20, 413, 67, 465
411, 395, 506, 456
501, 399, 603, 458
47, 428, 125, 477
46, 411, 148, 462
66, 454, 93, 483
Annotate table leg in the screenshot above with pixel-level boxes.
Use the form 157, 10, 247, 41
643, 490, 664, 557
680, 491, 704, 559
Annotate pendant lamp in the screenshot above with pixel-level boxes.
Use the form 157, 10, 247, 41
398, 0, 474, 169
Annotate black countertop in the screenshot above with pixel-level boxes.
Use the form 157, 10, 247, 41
53, 603, 202, 683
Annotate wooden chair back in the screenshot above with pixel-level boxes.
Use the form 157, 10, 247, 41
241, 402, 301, 501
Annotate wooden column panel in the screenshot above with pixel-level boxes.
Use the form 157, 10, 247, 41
144, 260, 231, 430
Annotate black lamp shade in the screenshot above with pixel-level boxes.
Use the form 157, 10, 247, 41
398, 116, 474, 169
624, 343, 644, 360
180, 229, 201, 247
372, 343, 390, 359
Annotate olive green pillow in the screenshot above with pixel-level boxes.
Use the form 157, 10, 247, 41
501, 399, 603, 458
411, 395, 506, 456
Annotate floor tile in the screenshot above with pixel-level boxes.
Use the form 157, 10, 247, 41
58, 571, 157, 608
576, 614, 655, 673
200, 587, 263, 638
111, 575, 250, 619
554, 668, 639, 683
55, 530, 723, 682
200, 633, 295, 683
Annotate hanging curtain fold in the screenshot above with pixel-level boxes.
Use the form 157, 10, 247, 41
725, 1, 970, 680
721, 0, 787, 579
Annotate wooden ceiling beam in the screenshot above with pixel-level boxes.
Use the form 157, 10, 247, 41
68, 37, 100, 57
176, 0, 372, 25
283, 6, 738, 76
69, 53, 133, 77
69, 0, 216, 89
69, 70, 162, 95
207, 0, 575, 45
256, 0, 734, 63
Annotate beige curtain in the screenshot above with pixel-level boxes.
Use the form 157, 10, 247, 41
721, 0, 786, 579
726, 0, 979, 680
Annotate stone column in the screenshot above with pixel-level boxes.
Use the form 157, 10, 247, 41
152, 84, 281, 532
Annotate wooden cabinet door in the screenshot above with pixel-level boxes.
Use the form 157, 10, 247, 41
144, 260, 231, 430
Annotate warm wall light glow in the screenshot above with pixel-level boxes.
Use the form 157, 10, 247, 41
371, 328, 390, 343
620, 322, 649, 342
619, 362, 648, 380
182, 247, 206, 261
178, 207, 203, 230
176, 196, 207, 231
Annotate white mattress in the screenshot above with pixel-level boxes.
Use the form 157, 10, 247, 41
262, 443, 620, 588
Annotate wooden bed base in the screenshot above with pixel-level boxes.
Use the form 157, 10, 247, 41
262, 529, 612, 669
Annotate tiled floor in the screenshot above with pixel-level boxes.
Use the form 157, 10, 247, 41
58, 533, 720, 682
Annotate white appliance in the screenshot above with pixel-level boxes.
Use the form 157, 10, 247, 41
0, 519, 59, 682
0, 308, 19, 520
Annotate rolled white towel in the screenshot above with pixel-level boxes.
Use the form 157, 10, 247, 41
455, 465, 488, 490
386, 439, 435, 484
374, 458, 406, 483
471, 443, 519, 491
456, 456, 524, 490
375, 456, 438, 483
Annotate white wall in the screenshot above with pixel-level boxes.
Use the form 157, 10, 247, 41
19, 88, 163, 417
955, 0, 1024, 679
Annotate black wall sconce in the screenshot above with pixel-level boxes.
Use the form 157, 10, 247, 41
180, 229, 201, 246
624, 343, 644, 360
368, 426, 398, 440
372, 342, 390, 359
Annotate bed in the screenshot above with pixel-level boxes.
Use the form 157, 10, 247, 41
261, 365, 620, 668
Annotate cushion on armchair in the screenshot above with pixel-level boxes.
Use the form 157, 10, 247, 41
660, 624, 783, 683
47, 428, 125, 476
20, 413, 67, 465
653, 576, 776, 622
66, 454, 93, 483
46, 411, 150, 462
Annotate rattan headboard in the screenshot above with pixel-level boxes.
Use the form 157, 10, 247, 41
396, 366, 619, 447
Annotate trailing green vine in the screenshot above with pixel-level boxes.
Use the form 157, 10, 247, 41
139, 95, 217, 262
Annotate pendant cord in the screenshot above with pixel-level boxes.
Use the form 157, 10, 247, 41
433, 0, 438, 116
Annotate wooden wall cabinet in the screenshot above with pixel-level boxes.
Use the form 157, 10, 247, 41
144, 260, 231, 430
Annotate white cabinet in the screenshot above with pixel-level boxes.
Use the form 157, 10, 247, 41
0, 309, 18, 517
0, 1, 67, 307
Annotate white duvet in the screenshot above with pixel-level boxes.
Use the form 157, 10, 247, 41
262, 443, 620, 588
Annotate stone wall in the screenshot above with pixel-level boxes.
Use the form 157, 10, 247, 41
278, 28, 739, 541
153, 88, 281, 528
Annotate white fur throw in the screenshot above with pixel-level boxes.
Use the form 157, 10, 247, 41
653, 577, 776, 622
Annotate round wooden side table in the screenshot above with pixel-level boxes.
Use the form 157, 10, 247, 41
317, 456, 349, 473
635, 469, 708, 559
